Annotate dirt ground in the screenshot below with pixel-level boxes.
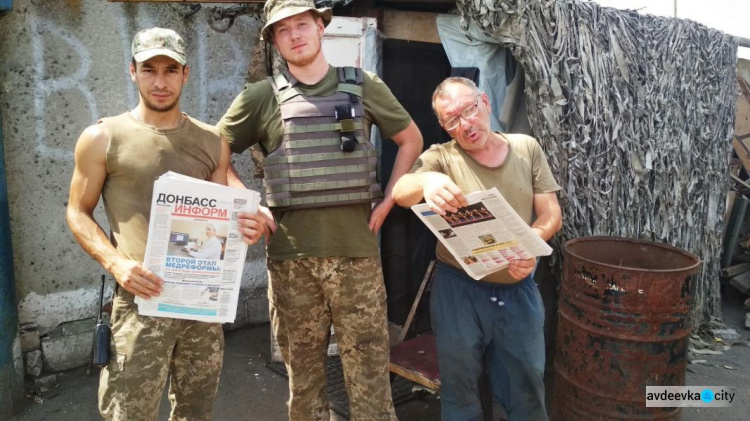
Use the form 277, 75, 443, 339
9, 296, 749, 420
681, 290, 750, 421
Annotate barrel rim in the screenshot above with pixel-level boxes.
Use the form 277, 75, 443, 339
563, 236, 701, 273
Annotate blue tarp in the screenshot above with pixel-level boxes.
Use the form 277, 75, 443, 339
437, 14, 508, 132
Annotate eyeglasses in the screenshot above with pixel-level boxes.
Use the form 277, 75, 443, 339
441, 95, 481, 131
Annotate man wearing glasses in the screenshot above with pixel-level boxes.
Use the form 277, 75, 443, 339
393, 77, 562, 420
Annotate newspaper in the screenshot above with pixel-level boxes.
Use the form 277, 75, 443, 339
135, 171, 261, 323
412, 187, 553, 280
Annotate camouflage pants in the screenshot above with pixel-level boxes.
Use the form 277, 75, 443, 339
268, 256, 397, 421
99, 290, 224, 421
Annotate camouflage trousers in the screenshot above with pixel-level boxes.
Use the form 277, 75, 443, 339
268, 256, 397, 421
99, 290, 224, 421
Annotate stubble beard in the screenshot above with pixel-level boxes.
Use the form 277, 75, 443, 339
138, 85, 181, 113
284, 36, 322, 68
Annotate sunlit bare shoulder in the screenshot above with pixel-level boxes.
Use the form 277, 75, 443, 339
74, 122, 109, 164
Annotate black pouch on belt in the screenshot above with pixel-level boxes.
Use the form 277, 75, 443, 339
334, 103, 357, 152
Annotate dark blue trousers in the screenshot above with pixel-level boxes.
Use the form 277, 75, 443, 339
431, 262, 548, 421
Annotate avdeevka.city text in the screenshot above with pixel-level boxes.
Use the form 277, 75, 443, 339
646, 390, 735, 403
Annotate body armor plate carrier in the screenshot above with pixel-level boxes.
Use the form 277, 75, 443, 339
263, 67, 383, 210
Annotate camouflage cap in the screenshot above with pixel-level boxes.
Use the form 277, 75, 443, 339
131, 27, 187, 65
261, 0, 332, 43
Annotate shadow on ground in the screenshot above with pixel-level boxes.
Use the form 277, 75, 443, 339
9, 298, 749, 420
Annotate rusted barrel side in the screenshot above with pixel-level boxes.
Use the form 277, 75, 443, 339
552, 237, 701, 420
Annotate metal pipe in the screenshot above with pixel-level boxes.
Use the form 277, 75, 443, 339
0, 107, 23, 417
738, 35, 750, 50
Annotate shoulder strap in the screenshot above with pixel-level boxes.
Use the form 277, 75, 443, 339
337, 67, 363, 85
336, 67, 363, 98
267, 72, 287, 96
268, 70, 304, 103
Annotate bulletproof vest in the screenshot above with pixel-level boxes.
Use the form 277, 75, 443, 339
263, 67, 383, 210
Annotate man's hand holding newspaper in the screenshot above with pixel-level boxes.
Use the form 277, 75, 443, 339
421, 172, 468, 215
135, 172, 262, 323
110, 257, 163, 300
238, 206, 276, 245
412, 187, 552, 281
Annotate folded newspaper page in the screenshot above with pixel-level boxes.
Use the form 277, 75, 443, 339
412, 188, 553, 280
135, 171, 260, 323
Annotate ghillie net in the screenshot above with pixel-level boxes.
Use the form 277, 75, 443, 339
456, 0, 739, 326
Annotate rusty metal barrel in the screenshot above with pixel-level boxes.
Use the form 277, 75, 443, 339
552, 237, 701, 420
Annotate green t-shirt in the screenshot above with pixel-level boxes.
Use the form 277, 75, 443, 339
218, 66, 412, 260
412, 133, 561, 283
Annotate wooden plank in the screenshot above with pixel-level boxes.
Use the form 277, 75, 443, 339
732, 137, 750, 174
389, 364, 441, 391
731, 174, 750, 191
730, 271, 750, 294
382, 10, 441, 44
398, 260, 435, 343
390, 334, 440, 391
724, 191, 736, 234
721, 262, 750, 278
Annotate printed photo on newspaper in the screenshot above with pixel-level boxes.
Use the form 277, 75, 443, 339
135, 171, 261, 323
411, 187, 553, 280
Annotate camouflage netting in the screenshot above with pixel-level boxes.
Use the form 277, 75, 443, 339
314, 0, 356, 8
456, 0, 739, 326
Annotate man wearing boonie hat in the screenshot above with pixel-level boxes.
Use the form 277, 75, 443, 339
218, 0, 424, 419
67, 27, 268, 420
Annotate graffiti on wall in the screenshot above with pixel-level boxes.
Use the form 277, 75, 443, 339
30, 14, 98, 161
29, 13, 250, 161
20, 9, 254, 334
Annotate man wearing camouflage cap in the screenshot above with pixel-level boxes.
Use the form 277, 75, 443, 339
218, 0, 424, 419
67, 27, 268, 420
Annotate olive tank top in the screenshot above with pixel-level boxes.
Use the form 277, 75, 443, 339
100, 111, 221, 262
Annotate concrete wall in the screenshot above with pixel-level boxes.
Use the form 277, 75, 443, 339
0, 0, 269, 371
1, 105, 25, 417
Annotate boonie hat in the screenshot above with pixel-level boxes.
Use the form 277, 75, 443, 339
261, 0, 332, 43
131, 27, 187, 66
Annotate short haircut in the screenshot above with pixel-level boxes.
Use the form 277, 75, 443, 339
431, 77, 481, 115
